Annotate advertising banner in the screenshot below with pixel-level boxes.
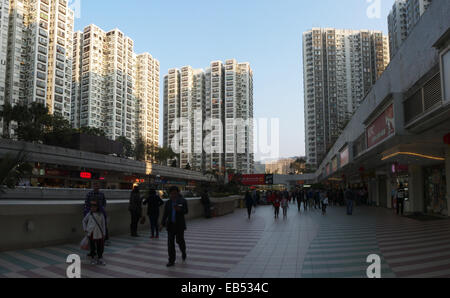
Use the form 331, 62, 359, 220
340, 146, 349, 167
367, 104, 395, 149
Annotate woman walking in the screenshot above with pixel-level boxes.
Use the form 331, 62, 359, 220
271, 191, 281, 219
129, 186, 143, 237
281, 195, 289, 219
143, 189, 164, 239
245, 191, 255, 220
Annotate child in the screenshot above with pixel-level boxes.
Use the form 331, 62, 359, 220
281, 196, 289, 219
83, 200, 106, 265
322, 193, 329, 215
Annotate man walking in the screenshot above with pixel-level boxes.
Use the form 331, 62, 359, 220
161, 186, 189, 267
345, 187, 354, 215
396, 183, 406, 216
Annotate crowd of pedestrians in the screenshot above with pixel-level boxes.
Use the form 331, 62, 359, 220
82, 184, 189, 268
80, 181, 384, 268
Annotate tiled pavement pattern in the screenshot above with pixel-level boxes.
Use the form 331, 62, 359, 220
1, 203, 450, 278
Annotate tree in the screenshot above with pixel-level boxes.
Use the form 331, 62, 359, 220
0, 150, 32, 194
43, 114, 75, 147
171, 159, 177, 168
14, 102, 50, 143
116, 136, 134, 158
134, 137, 146, 161
78, 126, 106, 137
290, 157, 307, 175
153, 146, 176, 166
0, 102, 14, 139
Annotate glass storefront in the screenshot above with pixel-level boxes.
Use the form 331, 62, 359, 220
424, 165, 447, 216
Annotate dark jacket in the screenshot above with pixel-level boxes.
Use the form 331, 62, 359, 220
128, 191, 142, 214
245, 193, 254, 207
200, 193, 211, 206
144, 194, 164, 216
161, 196, 189, 232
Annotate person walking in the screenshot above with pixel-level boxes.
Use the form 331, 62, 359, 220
84, 182, 110, 255
82, 200, 106, 266
269, 191, 281, 219
245, 191, 255, 220
322, 192, 329, 215
143, 189, 164, 239
161, 186, 188, 267
129, 186, 143, 237
200, 189, 212, 219
345, 187, 354, 215
296, 189, 303, 212
281, 195, 289, 219
314, 189, 321, 210
396, 184, 406, 216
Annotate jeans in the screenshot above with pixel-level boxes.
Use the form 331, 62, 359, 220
347, 200, 354, 215
89, 237, 104, 259
247, 205, 253, 218
397, 199, 404, 215
168, 229, 186, 263
274, 206, 280, 218
149, 214, 159, 237
130, 211, 140, 235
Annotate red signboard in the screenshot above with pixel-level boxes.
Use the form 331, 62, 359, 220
80, 172, 92, 179
367, 104, 395, 149
229, 174, 266, 186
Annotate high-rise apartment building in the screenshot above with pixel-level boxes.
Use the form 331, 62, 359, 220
135, 52, 160, 152
0, 0, 9, 109
163, 59, 254, 174
1, 0, 74, 136
72, 24, 160, 150
302, 28, 389, 167
388, 0, 433, 59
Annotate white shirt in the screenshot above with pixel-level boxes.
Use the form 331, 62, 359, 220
82, 212, 106, 240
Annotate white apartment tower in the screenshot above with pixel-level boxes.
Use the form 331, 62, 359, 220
72, 24, 160, 150
70, 30, 82, 128
302, 28, 389, 167
135, 52, 160, 151
1, 0, 74, 136
388, 0, 433, 59
163, 59, 254, 174
0, 0, 9, 111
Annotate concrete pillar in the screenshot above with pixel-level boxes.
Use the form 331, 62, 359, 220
406, 165, 425, 214
446, 148, 450, 217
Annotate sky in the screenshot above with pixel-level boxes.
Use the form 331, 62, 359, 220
73, 0, 394, 162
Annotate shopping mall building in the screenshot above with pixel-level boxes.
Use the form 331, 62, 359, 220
316, 0, 450, 216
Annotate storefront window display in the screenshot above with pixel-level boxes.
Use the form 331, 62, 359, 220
424, 166, 447, 216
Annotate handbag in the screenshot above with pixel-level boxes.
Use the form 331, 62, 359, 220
80, 236, 89, 251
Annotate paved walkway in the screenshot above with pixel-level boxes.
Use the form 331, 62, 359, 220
1, 203, 450, 278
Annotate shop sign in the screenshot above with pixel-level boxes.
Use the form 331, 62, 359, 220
340, 147, 349, 167
332, 157, 338, 173
367, 104, 395, 149
80, 172, 92, 179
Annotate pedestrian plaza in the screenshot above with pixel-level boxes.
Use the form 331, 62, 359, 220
1, 203, 450, 278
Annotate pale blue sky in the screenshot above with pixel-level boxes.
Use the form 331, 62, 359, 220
74, 0, 393, 161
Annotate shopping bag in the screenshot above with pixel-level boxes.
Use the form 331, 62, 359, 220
80, 236, 89, 251
140, 217, 146, 225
